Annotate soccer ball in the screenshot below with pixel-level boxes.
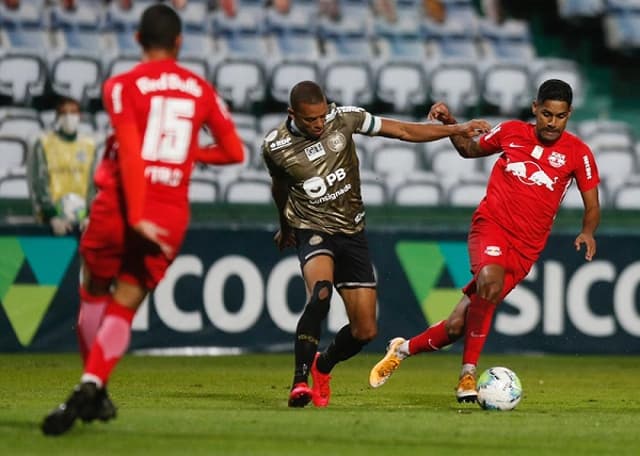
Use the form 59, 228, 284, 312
477, 366, 522, 411
57, 192, 87, 224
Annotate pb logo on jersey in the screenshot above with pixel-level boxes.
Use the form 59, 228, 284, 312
303, 168, 348, 203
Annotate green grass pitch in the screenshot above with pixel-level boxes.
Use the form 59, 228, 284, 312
0, 353, 639, 455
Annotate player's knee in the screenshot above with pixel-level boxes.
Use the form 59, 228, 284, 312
477, 281, 503, 304
304, 280, 332, 320
351, 323, 377, 344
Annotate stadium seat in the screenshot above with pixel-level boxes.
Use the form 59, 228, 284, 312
428, 63, 480, 117
269, 61, 319, 105
179, 58, 209, 80
421, 18, 480, 64
0, 136, 28, 177
0, 28, 57, 63
51, 56, 102, 109
0, 174, 29, 199
0, 115, 43, 142
180, 31, 216, 62
478, 19, 536, 62
106, 56, 139, 79
560, 184, 608, 209
612, 182, 640, 209
531, 58, 584, 108
323, 62, 374, 107
318, 14, 376, 65
370, 143, 424, 176
375, 62, 427, 114
481, 63, 533, 116
373, 14, 425, 63
594, 149, 636, 196
429, 147, 482, 193
557, 0, 605, 19
360, 178, 388, 206
0, 54, 46, 106
53, 28, 113, 64
392, 181, 443, 207
189, 178, 220, 203
224, 179, 272, 204
446, 179, 487, 207
214, 59, 267, 112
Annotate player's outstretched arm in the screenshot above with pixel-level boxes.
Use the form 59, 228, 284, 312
574, 187, 600, 261
376, 117, 490, 143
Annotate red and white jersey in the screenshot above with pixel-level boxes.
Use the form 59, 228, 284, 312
98, 59, 235, 217
477, 120, 600, 258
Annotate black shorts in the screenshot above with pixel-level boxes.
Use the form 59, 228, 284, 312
294, 229, 376, 290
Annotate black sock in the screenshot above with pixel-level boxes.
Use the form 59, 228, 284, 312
292, 282, 332, 385
316, 324, 368, 374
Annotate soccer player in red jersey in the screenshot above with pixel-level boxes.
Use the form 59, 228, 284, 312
42, 4, 244, 435
370, 79, 601, 402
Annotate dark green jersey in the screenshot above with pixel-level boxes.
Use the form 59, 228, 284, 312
262, 104, 380, 235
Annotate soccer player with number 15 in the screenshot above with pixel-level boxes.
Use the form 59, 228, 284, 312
42, 4, 244, 436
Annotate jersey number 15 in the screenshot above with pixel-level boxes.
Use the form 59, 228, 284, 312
142, 96, 195, 164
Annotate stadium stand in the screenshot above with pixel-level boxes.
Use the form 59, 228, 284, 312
0, 0, 638, 216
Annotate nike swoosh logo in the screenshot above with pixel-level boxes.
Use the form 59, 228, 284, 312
509, 142, 524, 148
470, 331, 486, 338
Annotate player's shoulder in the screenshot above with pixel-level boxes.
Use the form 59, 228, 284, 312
333, 105, 367, 122
561, 129, 588, 146
498, 119, 529, 132
262, 119, 291, 154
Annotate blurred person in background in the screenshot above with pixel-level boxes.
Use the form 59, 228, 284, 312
370, 79, 601, 403
41, 3, 244, 436
28, 96, 97, 236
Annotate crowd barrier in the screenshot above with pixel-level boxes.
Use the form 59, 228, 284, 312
1, 224, 638, 354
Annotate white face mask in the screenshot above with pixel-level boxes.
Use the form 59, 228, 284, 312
58, 113, 80, 135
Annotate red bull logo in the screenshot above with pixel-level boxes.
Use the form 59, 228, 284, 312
505, 160, 558, 191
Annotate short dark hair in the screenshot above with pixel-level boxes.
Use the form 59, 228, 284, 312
289, 81, 325, 110
55, 96, 80, 114
138, 4, 181, 51
536, 79, 573, 106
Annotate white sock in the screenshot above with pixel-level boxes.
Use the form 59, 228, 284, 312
397, 340, 410, 359
461, 363, 477, 377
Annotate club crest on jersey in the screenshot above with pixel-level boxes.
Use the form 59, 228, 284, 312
264, 129, 278, 142
548, 151, 566, 168
304, 142, 326, 161
326, 132, 346, 153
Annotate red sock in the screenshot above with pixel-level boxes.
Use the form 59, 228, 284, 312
462, 295, 497, 366
76, 286, 110, 365
84, 299, 136, 385
408, 320, 451, 355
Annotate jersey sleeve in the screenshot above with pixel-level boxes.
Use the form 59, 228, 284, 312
102, 76, 146, 225
200, 87, 244, 164
336, 106, 382, 136
478, 122, 505, 153
573, 143, 600, 192
27, 137, 57, 222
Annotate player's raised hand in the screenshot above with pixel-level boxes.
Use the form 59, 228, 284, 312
456, 119, 492, 138
274, 228, 295, 251
133, 220, 173, 258
574, 232, 596, 261
427, 102, 456, 125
